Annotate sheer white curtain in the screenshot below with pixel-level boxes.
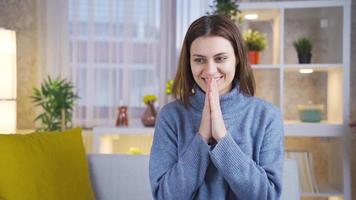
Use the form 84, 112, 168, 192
37, 0, 209, 128
67, 0, 162, 127
159, 0, 209, 104
175, 0, 210, 51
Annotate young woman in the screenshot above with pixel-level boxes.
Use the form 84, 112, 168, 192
149, 15, 284, 200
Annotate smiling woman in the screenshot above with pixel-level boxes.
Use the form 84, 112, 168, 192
172, 15, 255, 106
149, 15, 284, 200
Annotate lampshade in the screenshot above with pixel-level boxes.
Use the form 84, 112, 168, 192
0, 28, 16, 133
0, 101, 16, 133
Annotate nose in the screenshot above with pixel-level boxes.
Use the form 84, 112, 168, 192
204, 60, 218, 77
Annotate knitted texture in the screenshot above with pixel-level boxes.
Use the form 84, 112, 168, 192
149, 83, 284, 200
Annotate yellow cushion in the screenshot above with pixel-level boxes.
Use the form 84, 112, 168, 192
0, 128, 95, 200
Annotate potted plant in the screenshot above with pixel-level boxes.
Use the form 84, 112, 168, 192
165, 79, 174, 95
207, 0, 242, 24
165, 79, 175, 103
243, 29, 267, 64
141, 94, 158, 127
31, 76, 79, 131
293, 37, 312, 64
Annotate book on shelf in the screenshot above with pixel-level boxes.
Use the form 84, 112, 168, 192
285, 150, 319, 193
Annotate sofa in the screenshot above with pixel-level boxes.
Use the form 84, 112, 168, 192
88, 154, 152, 200
88, 154, 299, 200
0, 128, 299, 200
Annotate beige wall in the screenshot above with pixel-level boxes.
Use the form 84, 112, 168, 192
0, 0, 356, 198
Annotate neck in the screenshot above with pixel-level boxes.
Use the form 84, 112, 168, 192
219, 83, 233, 96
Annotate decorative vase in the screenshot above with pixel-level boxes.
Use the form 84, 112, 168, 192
297, 53, 312, 64
248, 51, 260, 64
141, 102, 157, 127
116, 106, 129, 127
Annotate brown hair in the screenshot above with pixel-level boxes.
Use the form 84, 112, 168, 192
172, 15, 255, 107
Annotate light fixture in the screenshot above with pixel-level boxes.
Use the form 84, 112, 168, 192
0, 28, 17, 133
244, 14, 258, 20
299, 69, 313, 74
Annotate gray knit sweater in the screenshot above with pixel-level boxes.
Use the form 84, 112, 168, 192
149, 83, 284, 200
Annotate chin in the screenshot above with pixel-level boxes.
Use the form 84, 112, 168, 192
198, 82, 224, 93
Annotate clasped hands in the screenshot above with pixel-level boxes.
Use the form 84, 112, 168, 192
199, 77, 227, 144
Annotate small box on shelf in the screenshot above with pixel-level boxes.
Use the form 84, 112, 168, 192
297, 102, 324, 123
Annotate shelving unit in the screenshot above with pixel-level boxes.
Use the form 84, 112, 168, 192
240, 0, 351, 199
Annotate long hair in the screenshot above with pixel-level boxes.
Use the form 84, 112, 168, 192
172, 15, 255, 107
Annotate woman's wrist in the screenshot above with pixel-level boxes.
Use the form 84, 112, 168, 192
199, 133, 210, 143
213, 129, 227, 142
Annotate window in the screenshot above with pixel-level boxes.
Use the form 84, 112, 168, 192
67, 0, 160, 126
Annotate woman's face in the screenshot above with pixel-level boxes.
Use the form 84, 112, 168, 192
190, 36, 236, 95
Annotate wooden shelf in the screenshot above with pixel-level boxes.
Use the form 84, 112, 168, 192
284, 120, 345, 137
251, 64, 280, 69
284, 64, 343, 71
301, 184, 343, 198
93, 125, 154, 136
251, 64, 343, 70
93, 119, 154, 135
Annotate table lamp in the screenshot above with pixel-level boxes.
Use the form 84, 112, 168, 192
0, 28, 16, 133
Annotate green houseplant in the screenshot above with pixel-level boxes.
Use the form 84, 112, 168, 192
207, 0, 242, 24
165, 79, 174, 95
31, 76, 79, 131
141, 94, 158, 127
243, 29, 267, 64
165, 79, 175, 103
293, 37, 312, 64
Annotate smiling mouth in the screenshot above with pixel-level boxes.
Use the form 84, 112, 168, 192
202, 76, 224, 82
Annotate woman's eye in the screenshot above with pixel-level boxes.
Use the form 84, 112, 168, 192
215, 57, 227, 62
194, 58, 205, 64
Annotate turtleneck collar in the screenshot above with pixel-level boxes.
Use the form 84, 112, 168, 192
189, 82, 249, 118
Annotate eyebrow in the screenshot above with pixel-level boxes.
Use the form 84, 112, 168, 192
192, 52, 229, 57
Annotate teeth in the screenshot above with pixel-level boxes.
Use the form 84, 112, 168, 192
202, 76, 223, 83
202, 76, 223, 80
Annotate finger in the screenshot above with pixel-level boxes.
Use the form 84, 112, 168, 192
212, 78, 220, 107
207, 77, 212, 93
210, 79, 223, 119
207, 77, 212, 97
204, 78, 211, 111
209, 79, 217, 119
204, 88, 210, 115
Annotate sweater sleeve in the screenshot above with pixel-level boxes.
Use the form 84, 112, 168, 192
209, 109, 284, 200
149, 108, 211, 200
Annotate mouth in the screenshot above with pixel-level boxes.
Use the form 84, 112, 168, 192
202, 75, 224, 83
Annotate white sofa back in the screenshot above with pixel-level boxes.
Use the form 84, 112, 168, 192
88, 155, 300, 200
281, 159, 300, 200
88, 154, 152, 200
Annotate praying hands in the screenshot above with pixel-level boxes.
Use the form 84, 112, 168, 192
199, 77, 227, 143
